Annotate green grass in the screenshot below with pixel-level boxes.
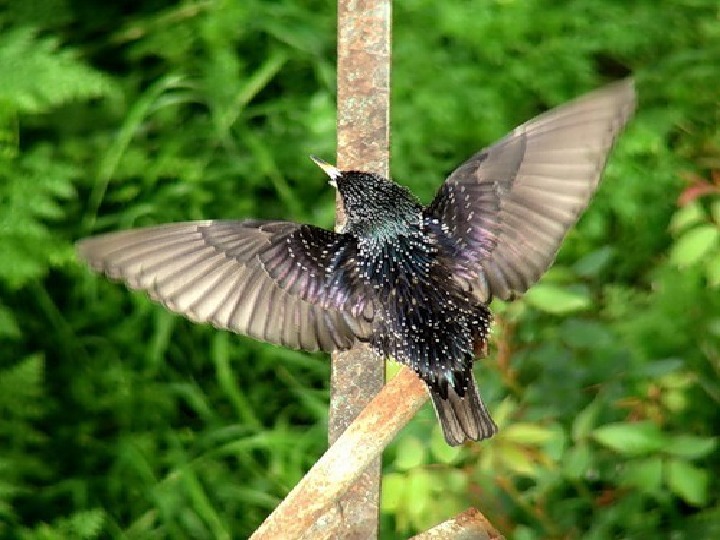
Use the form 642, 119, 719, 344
1, 0, 719, 538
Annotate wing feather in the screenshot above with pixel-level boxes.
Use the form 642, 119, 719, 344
77, 220, 372, 352
426, 79, 636, 301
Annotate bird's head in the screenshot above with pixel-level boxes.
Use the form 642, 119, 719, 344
311, 156, 421, 237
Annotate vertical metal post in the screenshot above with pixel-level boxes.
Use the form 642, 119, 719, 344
330, 0, 391, 537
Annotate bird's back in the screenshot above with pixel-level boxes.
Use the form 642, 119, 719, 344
356, 221, 492, 396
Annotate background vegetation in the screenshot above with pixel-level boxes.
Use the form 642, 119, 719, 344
1, 0, 719, 538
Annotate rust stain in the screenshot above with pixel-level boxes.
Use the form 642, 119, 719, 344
410, 508, 505, 540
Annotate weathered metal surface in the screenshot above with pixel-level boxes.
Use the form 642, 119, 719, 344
299, 506, 340, 540
410, 508, 505, 540
330, 0, 392, 538
250, 367, 427, 540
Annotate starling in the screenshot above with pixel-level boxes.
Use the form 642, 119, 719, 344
77, 80, 635, 446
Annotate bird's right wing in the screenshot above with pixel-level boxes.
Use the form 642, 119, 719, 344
259, 224, 374, 320
426, 79, 636, 302
77, 220, 372, 352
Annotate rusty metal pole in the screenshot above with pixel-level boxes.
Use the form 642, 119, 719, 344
329, 0, 391, 538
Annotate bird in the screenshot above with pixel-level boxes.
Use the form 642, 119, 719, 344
77, 79, 636, 446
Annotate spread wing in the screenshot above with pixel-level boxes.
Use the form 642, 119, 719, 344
76, 220, 372, 352
259, 224, 373, 320
425, 79, 636, 301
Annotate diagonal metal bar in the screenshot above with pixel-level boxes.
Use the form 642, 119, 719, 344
410, 508, 505, 540
329, 0, 392, 538
250, 368, 427, 540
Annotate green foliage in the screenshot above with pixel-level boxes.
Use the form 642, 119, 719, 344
0, 28, 110, 113
1, 0, 719, 538
18, 509, 105, 540
669, 179, 720, 286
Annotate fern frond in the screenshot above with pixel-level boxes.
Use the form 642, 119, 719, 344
0, 27, 111, 114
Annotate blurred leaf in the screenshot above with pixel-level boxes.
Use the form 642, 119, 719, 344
443, 469, 468, 492
563, 444, 592, 480
662, 389, 689, 413
498, 446, 541, 478
572, 400, 601, 441
406, 469, 434, 529
573, 246, 615, 278
0, 303, 21, 338
430, 428, 462, 464
524, 284, 592, 314
666, 459, 709, 506
513, 525, 541, 540
711, 199, 720, 225
684, 508, 720, 538
394, 436, 427, 470
621, 457, 663, 494
490, 397, 517, 428
659, 371, 697, 390
669, 225, 719, 267
669, 202, 705, 233
638, 358, 684, 378
502, 423, 555, 445
664, 435, 717, 459
592, 422, 666, 455
561, 319, 614, 350
706, 251, 720, 287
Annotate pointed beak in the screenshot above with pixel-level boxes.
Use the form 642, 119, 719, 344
310, 155, 341, 187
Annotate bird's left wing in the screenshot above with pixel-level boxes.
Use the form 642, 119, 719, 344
77, 220, 372, 352
425, 79, 636, 302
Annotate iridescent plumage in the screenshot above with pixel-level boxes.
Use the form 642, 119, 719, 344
77, 80, 636, 445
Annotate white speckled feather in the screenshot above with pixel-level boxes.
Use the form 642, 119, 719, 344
77, 220, 371, 352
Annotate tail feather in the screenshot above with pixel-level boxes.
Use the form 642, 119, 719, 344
428, 371, 497, 446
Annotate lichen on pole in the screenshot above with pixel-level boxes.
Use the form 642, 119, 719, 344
330, 0, 391, 538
